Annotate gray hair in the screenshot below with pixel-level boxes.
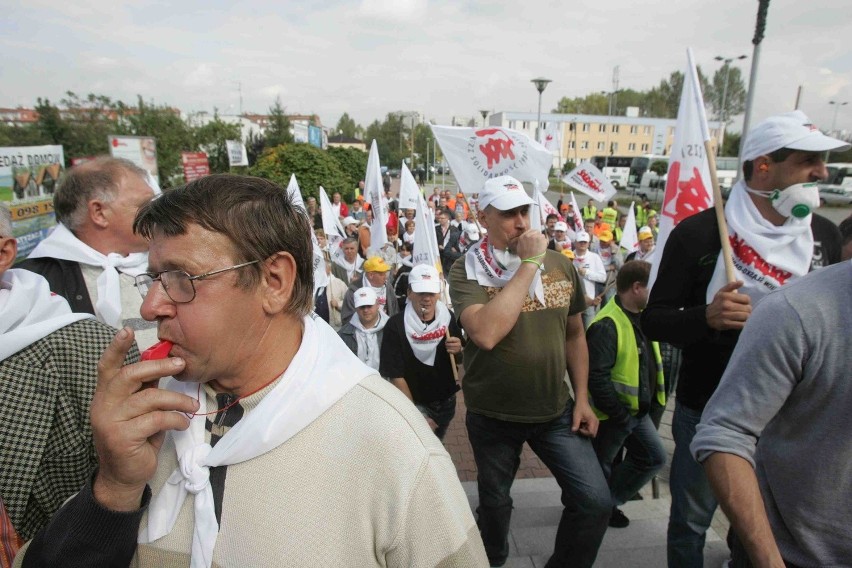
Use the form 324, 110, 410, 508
55, 156, 149, 232
0, 205, 11, 238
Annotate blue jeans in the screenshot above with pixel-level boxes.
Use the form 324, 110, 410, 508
668, 401, 718, 567
416, 394, 456, 441
594, 413, 667, 506
466, 401, 610, 568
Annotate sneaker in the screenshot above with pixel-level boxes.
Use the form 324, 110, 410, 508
608, 507, 630, 528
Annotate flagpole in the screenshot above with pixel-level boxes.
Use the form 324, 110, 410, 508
704, 143, 736, 283
441, 280, 460, 383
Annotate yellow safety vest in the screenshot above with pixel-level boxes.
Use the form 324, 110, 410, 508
590, 300, 665, 420
601, 207, 618, 227
582, 205, 597, 220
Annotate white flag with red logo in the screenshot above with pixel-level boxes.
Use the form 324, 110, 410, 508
567, 192, 584, 232
399, 162, 421, 211
562, 161, 617, 203
364, 139, 388, 253
620, 202, 639, 253
649, 47, 713, 288
535, 189, 559, 226
286, 174, 328, 290
541, 121, 561, 153
430, 125, 553, 195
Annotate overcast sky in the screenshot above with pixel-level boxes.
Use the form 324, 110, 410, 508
2, 0, 850, 135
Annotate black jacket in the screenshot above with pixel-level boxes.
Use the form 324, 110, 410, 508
17, 257, 95, 315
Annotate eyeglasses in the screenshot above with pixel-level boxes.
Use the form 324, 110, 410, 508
134, 260, 260, 304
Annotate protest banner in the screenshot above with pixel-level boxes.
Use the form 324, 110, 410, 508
535, 189, 559, 226
181, 151, 210, 183
567, 192, 584, 232
649, 48, 716, 289
398, 162, 421, 212
285, 174, 327, 290
363, 140, 388, 253
430, 125, 553, 195
413, 194, 442, 276
541, 121, 561, 153
226, 140, 249, 167
108, 135, 159, 183
319, 185, 346, 264
0, 145, 64, 260
562, 161, 617, 203
620, 202, 639, 252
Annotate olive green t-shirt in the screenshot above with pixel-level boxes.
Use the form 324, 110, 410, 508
448, 250, 586, 422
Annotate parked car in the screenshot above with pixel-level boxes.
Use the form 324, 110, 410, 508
818, 183, 852, 206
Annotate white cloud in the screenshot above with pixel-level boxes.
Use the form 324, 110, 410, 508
358, 0, 427, 22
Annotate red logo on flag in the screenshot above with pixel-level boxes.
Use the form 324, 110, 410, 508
475, 128, 515, 169
662, 161, 711, 225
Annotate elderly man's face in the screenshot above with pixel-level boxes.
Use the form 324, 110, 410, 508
104, 172, 155, 255
639, 237, 654, 253
365, 270, 388, 287
140, 223, 269, 387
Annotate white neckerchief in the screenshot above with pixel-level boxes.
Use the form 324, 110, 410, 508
369, 283, 388, 310
439, 225, 451, 247
464, 236, 545, 306
350, 311, 388, 370
403, 231, 416, 244
706, 180, 813, 304
403, 301, 452, 366
333, 255, 363, 281
0, 269, 91, 360
635, 247, 656, 262
139, 316, 371, 568
27, 223, 148, 328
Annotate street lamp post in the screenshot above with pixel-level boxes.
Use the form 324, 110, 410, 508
531, 77, 552, 144
479, 110, 489, 128
829, 101, 848, 135
714, 54, 747, 155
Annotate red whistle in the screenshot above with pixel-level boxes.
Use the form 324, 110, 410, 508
141, 340, 174, 361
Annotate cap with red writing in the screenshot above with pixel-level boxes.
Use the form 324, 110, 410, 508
408, 264, 442, 294
741, 110, 850, 161
353, 287, 378, 308
478, 175, 535, 211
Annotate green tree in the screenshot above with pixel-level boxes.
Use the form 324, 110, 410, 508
412, 123, 434, 168
123, 96, 195, 187
650, 160, 668, 176
721, 132, 742, 157
194, 111, 242, 174
250, 143, 349, 199
0, 121, 51, 147
554, 93, 609, 115
708, 65, 747, 122
327, 146, 367, 201
335, 112, 361, 139
364, 113, 408, 167
265, 97, 294, 148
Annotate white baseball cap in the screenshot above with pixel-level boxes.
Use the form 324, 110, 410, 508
554, 221, 568, 232
342, 216, 357, 227
353, 287, 378, 308
408, 264, 442, 294
638, 226, 654, 240
478, 175, 535, 211
741, 110, 850, 162
575, 231, 591, 243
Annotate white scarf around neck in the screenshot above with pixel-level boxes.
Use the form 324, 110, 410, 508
27, 223, 148, 328
464, 236, 545, 306
350, 310, 388, 370
333, 255, 363, 280
403, 301, 452, 366
138, 316, 372, 568
0, 268, 92, 360
706, 180, 813, 305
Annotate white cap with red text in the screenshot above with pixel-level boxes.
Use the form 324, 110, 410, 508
741, 110, 850, 161
408, 264, 442, 294
478, 175, 535, 211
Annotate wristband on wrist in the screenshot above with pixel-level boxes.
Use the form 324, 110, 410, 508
521, 258, 543, 270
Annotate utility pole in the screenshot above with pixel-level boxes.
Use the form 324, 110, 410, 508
738, 0, 770, 175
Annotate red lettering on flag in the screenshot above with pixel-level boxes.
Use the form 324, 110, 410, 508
663, 161, 711, 225
475, 129, 515, 169
578, 170, 602, 192
729, 234, 792, 286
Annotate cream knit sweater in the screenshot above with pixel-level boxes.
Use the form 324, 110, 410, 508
133, 374, 487, 567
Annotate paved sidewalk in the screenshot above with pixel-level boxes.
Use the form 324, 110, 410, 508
445, 390, 732, 567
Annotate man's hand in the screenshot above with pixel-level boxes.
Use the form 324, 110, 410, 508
572, 399, 599, 437
578, 267, 587, 277
445, 336, 463, 354
706, 280, 752, 331
91, 328, 199, 511
514, 229, 547, 261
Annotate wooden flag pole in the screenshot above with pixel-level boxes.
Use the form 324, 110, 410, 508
441, 279, 460, 383
704, 141, 737, 283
